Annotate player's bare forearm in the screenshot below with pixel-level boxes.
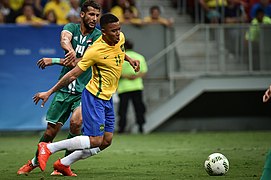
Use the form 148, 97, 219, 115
37, 58, 77, 69
132, 59, 140, 72
49, 66, 83, 94
263, 86, 271, 102
37, 58, 53, 69
136, 72, 146, 78
124, 54, 132, 63
69, 58, 82, 67
64, 50, 76, 66
33, 66, 83, 107
122, 72, 146, 80
59, 58, 79, 68
58, 58, 80, 67
60, 31, 73, 52
61, 58, 81, 67
125, 54, 140, 72
49, 75, 75, 94
35, 68, 80, 105
61, 31, 76, 66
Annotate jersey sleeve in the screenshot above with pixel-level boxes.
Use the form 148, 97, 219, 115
62, 23, 76, 35
77, 47, 96, 71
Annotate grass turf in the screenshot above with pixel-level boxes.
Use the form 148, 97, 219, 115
0, 131, 270, 179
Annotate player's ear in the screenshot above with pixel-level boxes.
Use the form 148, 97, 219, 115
80, 11, 85, 18
101, 28, 106, 35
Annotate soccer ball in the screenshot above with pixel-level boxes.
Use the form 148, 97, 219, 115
204, 153, 229, 176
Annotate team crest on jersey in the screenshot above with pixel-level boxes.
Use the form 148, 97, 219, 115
115, 55, 122, 66
87, 38, 92, 44
121, 44, 125, 52
100, 125, 105, 131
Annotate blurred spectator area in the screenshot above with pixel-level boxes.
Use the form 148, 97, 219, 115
171, 0, 269, 23
0, 0, 269, 25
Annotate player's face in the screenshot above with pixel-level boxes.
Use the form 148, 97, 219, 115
151, 9, 160, 19
81, 6, 100, 30
102, 22, 121, 46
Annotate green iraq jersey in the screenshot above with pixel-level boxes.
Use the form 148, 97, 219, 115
59, 23, 101, 94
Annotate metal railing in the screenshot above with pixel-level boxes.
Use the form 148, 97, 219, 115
146, 24, 271, 94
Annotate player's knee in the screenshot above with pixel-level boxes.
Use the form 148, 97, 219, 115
103, 138, 112, 148
43, 131, 55, 142
45, 123, 60, 138
70, 119, 82, 134
89, 137, 103, 148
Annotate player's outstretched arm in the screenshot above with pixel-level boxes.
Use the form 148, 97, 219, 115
61, 31, 76, 66
33, 65, 84, 107
124, 54, 140, 72
33, 91, 51, 107
37, 58, 60, 69
263, 86, 271, 102
37, 57, 82, 69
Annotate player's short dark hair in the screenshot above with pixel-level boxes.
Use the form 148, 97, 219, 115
150, 5, 160, 14
100, 13, 119, 29
81, 0, 101, 13
124, 39, 133, 50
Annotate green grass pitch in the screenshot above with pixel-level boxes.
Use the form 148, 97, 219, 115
0, 131, 270, 179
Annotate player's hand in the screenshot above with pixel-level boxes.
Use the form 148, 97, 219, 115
37, 58, 52, 69
33, 91, 50, 107
263, 86, 271, 102
127, 75, 137, 80
131, 60, 140, 72
64, 50, 76, 66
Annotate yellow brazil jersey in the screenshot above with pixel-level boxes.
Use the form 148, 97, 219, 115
16, 15, 45, 24
205, 0, 227, 8
78, 32, 126, 100
143, 16, 169, 25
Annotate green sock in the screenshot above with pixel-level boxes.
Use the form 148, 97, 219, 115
33, 134, 53, 165
64, 132, 81, 157
261, 150, 271, 180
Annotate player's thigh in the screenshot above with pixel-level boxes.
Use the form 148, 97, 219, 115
99, 132, 113, 150
70, 106, 82, 134
89, 135, 104, 148
44, 122, 62, 138
105, 97, 115, 134
70, 106, 82, 124
81, 89, 106, 137
103, 132, 113, 145
46, 91, 75, 125
70, 97, 83, 126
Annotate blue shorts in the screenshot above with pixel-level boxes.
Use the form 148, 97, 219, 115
81, 88, 115, 136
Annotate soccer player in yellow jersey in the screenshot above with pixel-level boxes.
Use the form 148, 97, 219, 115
32, 13, 140, 176
17, 1, 102, 176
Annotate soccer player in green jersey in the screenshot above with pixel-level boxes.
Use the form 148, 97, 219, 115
17, 0, 101, 176
32, 13, 140, 176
